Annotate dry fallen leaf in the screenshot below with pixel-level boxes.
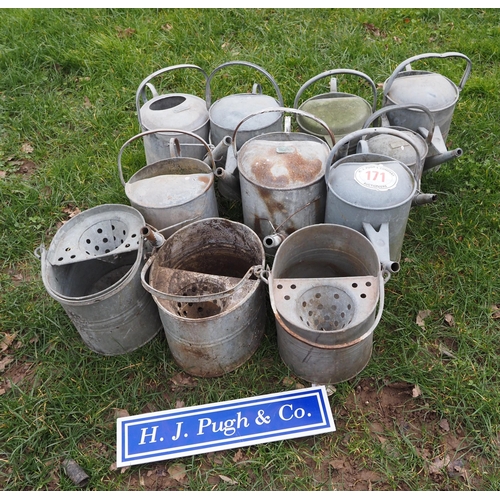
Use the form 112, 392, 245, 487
21, 142, 34, 154
416, 309, 432, 329
429, 455, 450, 475
219, 474, 238, 485
412, 385, 422, 398
439, 418, 450, 432
0, 355, 14, 372
1, 333, 17, 353
83, 96, 92, 109
168, 463, 187, 482
162, 23, 173, 31
492, 304, 500, 320
170, 372, 198, 388
444, 313, 455, 327
114, 408, 130, 419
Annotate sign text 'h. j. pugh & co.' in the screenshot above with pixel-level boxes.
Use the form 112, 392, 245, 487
116, 386, 336, 467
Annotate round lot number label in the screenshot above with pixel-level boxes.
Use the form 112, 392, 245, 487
354, 164, 399, 191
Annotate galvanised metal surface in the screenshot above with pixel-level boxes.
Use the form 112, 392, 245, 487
142, 218, 266, 378
206, 61, 284, 152
38, 205, 162, 356
136, 64, 210, 162
325, 128, 420, 267
118, 129, 218, 237
232, 108, 334, 255
266, 224, 384, 385
382, 52, 472, 141
294, 69, 377, 147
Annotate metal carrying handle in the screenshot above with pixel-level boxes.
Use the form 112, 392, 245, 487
205, 60, 284, 110
135, 64, 209, 125
362, 103, 435, 146
326, 126, 422, 175
274, 271, 385, 350
293, 68, 378, 112
117, 128, 215, 187
231, 106, 336, 158
140, 253, 262, 303
383, 52, 472, 96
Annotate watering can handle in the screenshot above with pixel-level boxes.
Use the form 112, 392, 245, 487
293, 69, 378, 112
135, 64, 209, 124
362, 103, 435, 146
231, 106, 336, 159
326, 126, 422, 173
273, 272, 385, 350
383, 52, 472, 96
140, 254, 262, 303
117, 128, 215, 187
205, 60, 284, 109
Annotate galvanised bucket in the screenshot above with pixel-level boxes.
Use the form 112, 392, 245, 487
141, 218, 266, 377
263, 223, 385, 385
37, 204, 162, 355
294, 69, 377, 148
232, 107, 335, 255
118, 129, 218, 237
382, 52, 472, 141
206, 61, 284, 155
136, 64, 210, 163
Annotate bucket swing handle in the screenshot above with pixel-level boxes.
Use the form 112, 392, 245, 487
231, 106, 336, 159
293, 68, 378, 112
363, 103, 435, 147
205, 60, 284, 110
117, 128, 216, 187
140, 255, 262, 303
135, 64, 209, 125
383, 52, 472, 97
326, 126, 421, 175
275, 271, 385, 351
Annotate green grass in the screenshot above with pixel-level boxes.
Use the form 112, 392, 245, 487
1, 7, 500, 491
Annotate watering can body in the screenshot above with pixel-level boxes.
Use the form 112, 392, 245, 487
382, 52, 472, 142
206, 61, 284, 155
230, 108, 335, 255
136, 65, 210, 163
294, 69, 377, 148
118, 129, 218, 237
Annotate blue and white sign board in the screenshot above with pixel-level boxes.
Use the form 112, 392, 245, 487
117, 386, 335, 467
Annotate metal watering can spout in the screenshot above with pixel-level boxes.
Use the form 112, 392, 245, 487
362, 222, 400, 279
418, 125, 463, 172
205, 135, 232, 166
412, 192, 438, 206
214, 140, 241, 201
263, 232, 287, 250
424, 147, 463, 172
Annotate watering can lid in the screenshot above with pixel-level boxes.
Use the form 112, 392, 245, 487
210, 94, 281, 131
140, 93, 209, 132
327, 159, 416, 209
238, 139, 328, 188
298, 95, 372, 137
384, 73, 459, 111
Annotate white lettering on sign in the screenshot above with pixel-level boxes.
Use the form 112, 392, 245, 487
354, 164, 398, 191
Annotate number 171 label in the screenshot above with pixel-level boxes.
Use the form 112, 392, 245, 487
354, 164, 399, 191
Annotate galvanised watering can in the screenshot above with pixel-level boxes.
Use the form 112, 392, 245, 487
136, 64, 210, 163
294, 69, 377, 148
206, 61, 284, 156
382, 52, 472, 142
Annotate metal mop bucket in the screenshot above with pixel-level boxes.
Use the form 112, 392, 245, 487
136, 64, 210, 163
118, 128, 218, 237
141, 218, 266, 377
294, 69, 377, 148
230, 107, 335, 255
262, 223, 385, 385
37, 204, 162, 355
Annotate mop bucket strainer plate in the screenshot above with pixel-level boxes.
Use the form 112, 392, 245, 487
46, 205, 144, 266
272, 275, 379, 333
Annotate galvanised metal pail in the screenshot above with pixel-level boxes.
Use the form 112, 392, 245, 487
263, 223, 385, 385
231, 107, 335, 255
141, 218, 266, 377
382, 52, 472, 141
118, 129, 218, 237
136, 64, 210, 163
37, 204, 162, 355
